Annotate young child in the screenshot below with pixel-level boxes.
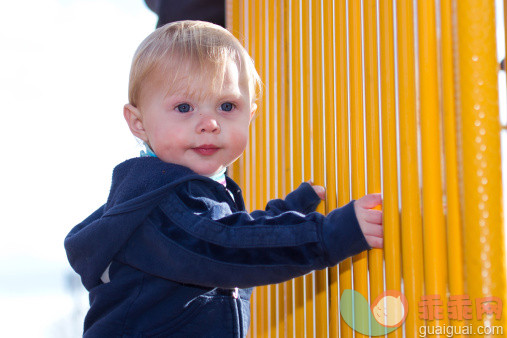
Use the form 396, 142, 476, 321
65, 20, 383, 337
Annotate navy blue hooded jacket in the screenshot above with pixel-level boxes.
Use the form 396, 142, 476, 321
65, 157, 370, 337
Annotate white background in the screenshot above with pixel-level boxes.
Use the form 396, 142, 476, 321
0, 1, 156, 336
0, 0, 505, 337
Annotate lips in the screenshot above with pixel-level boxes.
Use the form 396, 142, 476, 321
192, 144, 219, 156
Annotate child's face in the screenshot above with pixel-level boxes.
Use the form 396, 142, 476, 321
125, 59, 256, 176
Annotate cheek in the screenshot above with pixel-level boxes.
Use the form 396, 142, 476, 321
227, 128, 249, 153
151, 123, 185, 143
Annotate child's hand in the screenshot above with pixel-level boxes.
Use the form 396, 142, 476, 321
306, 180, 326, 200
354, 193, 383, 248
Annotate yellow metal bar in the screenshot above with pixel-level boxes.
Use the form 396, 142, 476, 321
281, 2, 293, 333
417, 0, 449, 332
266, 1, 278, 336
239, 0, 245, 46
252, 0, 268, 336
396, 0, 425, 336
363, 0, 384, 324
440, 0, 465, 336
335, 0, 352, 336
455, 0, 507, 333
301, 0, 314, 336
348, 1, 368, 337
290, 0, 306, 337
311, 0, 328, 336
275, 1, 289, 336
245, 1, 257, 336
227, 0, 242, 186
378, 1, 402, 337
225, 0, 240, 39
322, 0, 338, 336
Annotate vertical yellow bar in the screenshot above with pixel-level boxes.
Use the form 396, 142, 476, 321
322, 0, 338, 336
245, 1, 257, 336
335, 0, 353, 337
348, 1, 368, 337
301, 0, 314, 336
290, 1, 306, 337
363, 1, 384, 326
440, 0, 465, 336
417, 0, 449, 333
310, 0, 328, 337
226, 0, 235, 181
378, 1, 403, 337
227, 0, 243, 186
258, 0, 270, 335
252, 0, 266, 336
396, 0, 425, 336
278, 1, 291, 335
455, 0, 507, 334
225, 0, 240, 38
266, 0, 278, 336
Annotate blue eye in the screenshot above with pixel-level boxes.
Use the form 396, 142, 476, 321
176, 103, 192, 113
220, 102, 234, 112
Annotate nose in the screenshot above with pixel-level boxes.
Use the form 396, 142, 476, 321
196, 114, 220, 134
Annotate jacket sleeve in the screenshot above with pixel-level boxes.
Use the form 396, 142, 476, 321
120, 182, 370, 289
250, 182, 323, 217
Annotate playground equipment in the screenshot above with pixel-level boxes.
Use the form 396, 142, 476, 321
226, 0, 506, 337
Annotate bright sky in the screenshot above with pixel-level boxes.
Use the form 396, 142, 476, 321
0, 0, 156, 336
0, 0, 506, 337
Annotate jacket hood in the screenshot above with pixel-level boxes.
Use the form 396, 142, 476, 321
64, 157, 201, 290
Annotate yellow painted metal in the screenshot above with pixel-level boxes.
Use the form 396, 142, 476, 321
335, 0, 353, 336
417, 0, 449, 332
233, 1, 507, 337
253, 0, 268, 336
396, 0, 425, 336
363, 1, 384, 327
311, 0, 328, 337
276, 1, 289, 336
322, 0, 338, 336
440, 0, 465, 336
455, 0, 507, 334
244, 1, 256, 336
300, 0, 314, 336
290, 0, 306, 336
378, 1, 402, 337
226, 0, 241, 185
348, 1, 368, 337
225, 0, 240, 40
266, 1, 278, 336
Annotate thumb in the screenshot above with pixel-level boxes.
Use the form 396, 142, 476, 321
357, 193, 382, 209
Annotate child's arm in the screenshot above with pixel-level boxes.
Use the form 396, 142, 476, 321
250, 181, 323, 217
119, 181, 381, 289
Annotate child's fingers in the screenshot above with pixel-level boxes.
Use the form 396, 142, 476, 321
357, 193, 382, 209
363, 224, 383, 237
312, 185, 326, 200
364, 209, 383, 225
366, 235, 383, 249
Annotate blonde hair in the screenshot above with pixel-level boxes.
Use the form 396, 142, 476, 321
128, 20, 262, 107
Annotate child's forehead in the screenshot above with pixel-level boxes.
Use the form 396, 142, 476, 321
152, 58, 250, 100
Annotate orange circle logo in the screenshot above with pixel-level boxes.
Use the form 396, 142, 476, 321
371, 290, 408, 328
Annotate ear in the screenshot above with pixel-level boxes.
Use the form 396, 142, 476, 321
123, 104, 149, 142
249, 103, 258, 122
